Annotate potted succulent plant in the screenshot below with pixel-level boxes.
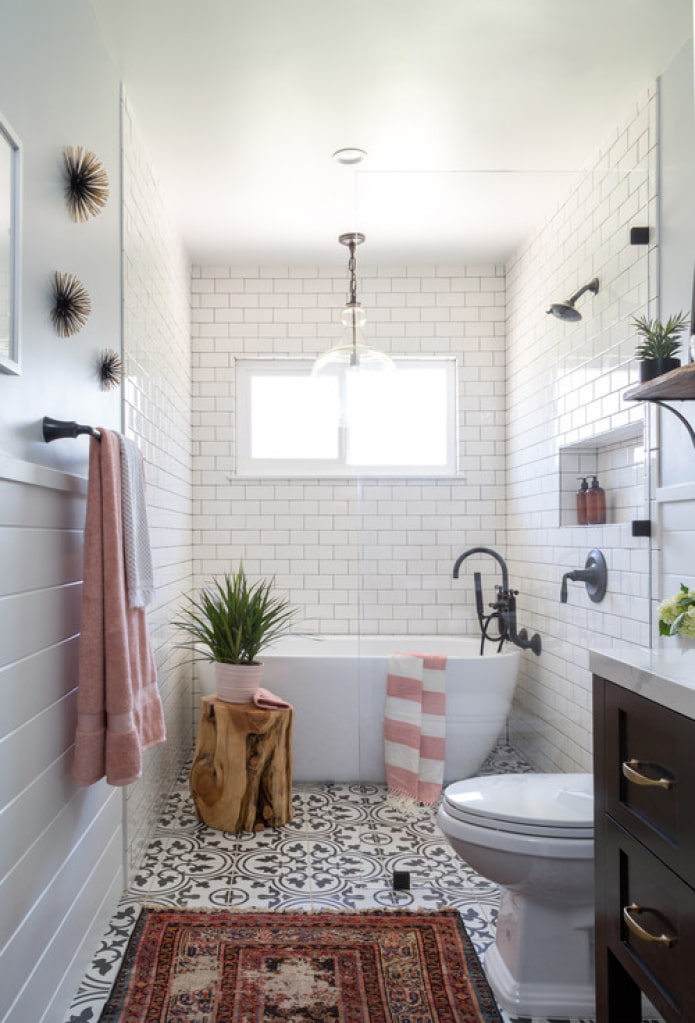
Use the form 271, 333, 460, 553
633, 310, 688, 382
174, 564, 298, 702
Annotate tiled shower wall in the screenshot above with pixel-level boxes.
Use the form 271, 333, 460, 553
190, 87, 658, 775
504, 87, 656, 771
121, 96, 194, 874
191, 266, 507, 635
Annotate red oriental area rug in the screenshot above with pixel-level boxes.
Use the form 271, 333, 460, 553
99, 907, 502, 1022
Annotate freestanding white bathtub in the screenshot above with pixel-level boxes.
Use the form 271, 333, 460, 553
197, 635, 520, 784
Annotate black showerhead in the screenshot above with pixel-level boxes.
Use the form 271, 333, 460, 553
547, 277, 599, 322
547, 301, 583, 322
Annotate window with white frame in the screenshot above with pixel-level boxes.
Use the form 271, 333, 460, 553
235, 358, 458, 476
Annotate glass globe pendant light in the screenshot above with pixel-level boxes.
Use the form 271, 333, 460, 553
312, 233, 395, 376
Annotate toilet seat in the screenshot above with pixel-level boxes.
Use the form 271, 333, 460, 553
442, 772, 593, 839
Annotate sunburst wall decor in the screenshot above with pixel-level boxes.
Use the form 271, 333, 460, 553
51, 271, 91, 338
98, 348, 123, 390
63, 146, 109, 222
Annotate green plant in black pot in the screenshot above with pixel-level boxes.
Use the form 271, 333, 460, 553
633, 310, 688, 382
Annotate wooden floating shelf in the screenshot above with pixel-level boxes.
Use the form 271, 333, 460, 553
624, 363, 695, 402
624, 363, 695, 449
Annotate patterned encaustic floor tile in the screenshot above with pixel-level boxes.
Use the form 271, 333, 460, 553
62, 743, 597, 1023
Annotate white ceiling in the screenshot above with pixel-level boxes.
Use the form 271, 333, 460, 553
88, 0, 692, 266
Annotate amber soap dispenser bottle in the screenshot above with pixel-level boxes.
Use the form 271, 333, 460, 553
586, 476, 606, 525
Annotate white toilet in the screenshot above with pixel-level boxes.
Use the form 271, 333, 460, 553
437, 772, 594, 1020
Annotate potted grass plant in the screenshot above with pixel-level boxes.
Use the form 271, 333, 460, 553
633, 310, 688, 382
174, 564, 298, 702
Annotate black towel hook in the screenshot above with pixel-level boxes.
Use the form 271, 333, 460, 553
42, 416, 101, 443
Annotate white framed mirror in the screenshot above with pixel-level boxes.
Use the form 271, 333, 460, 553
0, 111, 21, 375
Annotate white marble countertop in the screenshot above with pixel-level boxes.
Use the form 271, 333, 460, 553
590, 646, 695, 720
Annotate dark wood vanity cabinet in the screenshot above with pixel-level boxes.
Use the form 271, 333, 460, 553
593, 676, 695, 1023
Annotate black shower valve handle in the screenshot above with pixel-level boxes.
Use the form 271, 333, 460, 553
560, 549, 607, 604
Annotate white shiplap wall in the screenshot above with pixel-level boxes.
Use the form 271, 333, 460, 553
0, 3, 124, 1020
0, 466, 123, 1023
0, 61, 193, 1023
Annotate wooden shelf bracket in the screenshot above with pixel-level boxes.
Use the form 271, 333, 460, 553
648, 399, 695, 448
624, 363, 695, 449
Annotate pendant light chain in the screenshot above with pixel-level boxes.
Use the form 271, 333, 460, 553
347, 240, 358, 307
347, 240, 358, 359
339, 231, 364, 310
311, 230, 393, 376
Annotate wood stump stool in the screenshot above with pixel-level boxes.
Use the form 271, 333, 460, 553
190, 695, 293, 832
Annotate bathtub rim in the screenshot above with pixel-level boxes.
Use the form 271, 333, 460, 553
261, 634, 521, 660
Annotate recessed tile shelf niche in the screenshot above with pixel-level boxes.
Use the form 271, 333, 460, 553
559, 423, 646, 528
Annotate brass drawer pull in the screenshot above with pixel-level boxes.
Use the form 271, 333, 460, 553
622, 759, 673, 790
623, 903, 677, 946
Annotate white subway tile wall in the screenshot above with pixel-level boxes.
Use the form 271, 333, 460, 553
191, 266, 507, 637
121, 95, 194, 874
190, 87, 656, 777
505, 87, 656, 771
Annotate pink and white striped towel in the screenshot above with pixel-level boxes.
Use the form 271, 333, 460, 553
384, 652, 447, 805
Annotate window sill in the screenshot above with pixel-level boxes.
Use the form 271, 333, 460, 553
227, 472, 468, 482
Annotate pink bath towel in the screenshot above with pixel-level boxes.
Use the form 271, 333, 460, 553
384, 652, 447, 805
253, 687, 292, 709
73, 430, 166, 787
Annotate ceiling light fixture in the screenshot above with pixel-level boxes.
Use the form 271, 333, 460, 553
332, 147, 367, 165
312, 233, 395, 376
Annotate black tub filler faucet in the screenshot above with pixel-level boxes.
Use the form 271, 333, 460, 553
452, 547, 541, 656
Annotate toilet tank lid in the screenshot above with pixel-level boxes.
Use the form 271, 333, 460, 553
443, 772, 594, 829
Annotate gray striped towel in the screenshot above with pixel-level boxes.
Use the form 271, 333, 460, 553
119, 434, 155, 608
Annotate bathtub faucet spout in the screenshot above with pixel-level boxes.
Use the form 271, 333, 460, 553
452, 547, 541, 656
453, 546, 509, 589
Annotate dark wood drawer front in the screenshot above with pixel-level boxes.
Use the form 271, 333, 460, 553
601, 680, 695, 886
604, 819, 695, 1021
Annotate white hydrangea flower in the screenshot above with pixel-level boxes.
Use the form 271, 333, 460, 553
657, 596, 682, 625
678, 607, 695, 638
659, 585, 695, 636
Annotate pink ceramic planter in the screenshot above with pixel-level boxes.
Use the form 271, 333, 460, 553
214, 662, 263, 703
